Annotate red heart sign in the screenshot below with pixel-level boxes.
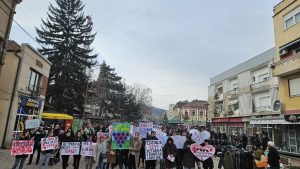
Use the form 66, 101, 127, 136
190, 143, 215, 161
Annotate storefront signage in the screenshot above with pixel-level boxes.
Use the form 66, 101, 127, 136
229, 123, 244, 127
20, 95, 41, 108
212, 118, 229, 123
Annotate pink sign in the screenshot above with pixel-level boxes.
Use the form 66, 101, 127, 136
41, 137, 59, 151
11, 140, 34, 156
190, 144, 215, 161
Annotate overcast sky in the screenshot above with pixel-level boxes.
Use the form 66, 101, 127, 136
10, 0, 281, 109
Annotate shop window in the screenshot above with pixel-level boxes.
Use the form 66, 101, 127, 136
27, 69, 41, 93
289, 77, 300, 97
192, 110, 196, 116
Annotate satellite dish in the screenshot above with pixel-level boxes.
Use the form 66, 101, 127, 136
273, 100, 281, 111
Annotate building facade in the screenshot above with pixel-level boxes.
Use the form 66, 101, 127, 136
272, 0, 300, 155
208, 48, 281, 139
0, 41, 51, 147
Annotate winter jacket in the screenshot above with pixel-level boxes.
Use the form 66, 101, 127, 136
268, 147, 280, 167
183, 139, 196, 168
163, 137, 177, 169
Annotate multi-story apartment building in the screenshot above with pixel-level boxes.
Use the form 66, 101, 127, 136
0, 40, 51, 147
208, 48, 281, 138
272, 0, 300, 155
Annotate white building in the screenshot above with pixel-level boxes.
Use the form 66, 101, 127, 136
208, 48, 280, 138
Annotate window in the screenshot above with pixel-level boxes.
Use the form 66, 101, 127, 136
285, 17, 295, 29
232, 83, 238, 90
27, 69, 41, 92
289, 77, 300, 97
258, 73, 269, 82
252, 76, 256, 83
192, 110, 196, 116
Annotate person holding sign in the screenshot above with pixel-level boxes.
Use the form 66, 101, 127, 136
11, 130, 31, 169
38, 132, 54, 169
28, 127, 45, 165
73, 131, 83, 169
61, 130, 74, 169
145, 131, 158, 169
95, 135, 107, 169
183, 134, 196, 169
202, 140, 214, 169
128, 132, 142, 169
163, 137, 177, 169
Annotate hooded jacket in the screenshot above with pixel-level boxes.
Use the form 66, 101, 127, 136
163, 137, 177, 169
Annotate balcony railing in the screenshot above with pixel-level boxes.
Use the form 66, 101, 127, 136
272, 53, 300, 76
227, 89, 238, 98
254, 106, 272, 112
250, 79, 270, 93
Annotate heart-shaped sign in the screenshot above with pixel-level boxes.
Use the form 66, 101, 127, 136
190, 143, 215, 161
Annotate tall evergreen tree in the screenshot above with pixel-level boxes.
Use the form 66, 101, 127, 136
94, 61, 125, 118
36, 0, 97, 113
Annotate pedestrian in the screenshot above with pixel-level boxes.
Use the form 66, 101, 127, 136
28, 126, 45, 165
202, 139, 214, 169
61, 130, 73, 169
267, 141, 280, 169
138, 138, 146, 168
106, 136, 116, 169
116, 149, 129, 169
73, 131, 83, 169
261, 133, 270, 151
11, 130, 30, 169
128, 132, 143, 169
85, 135, 97, 169
183, 134, 196, 169
96, 135, 107, 169
145, 131, 158, 169
38, 132, 54, 169
163, 137, 177, 169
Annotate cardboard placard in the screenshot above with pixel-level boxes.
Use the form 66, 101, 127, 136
190, 144, 215, 161
171, 136, 186, 149
11, 140, 34, 156
145, 140, 163, 160
60, 142, 80, 155
25, 119, 40, 129
112, 123, 131, 149
139, 122, 153, 138
81, 142, 97, 156
41, 137, 59, 151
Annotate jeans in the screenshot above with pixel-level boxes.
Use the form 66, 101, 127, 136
96, 153, 105, 169
12, 157, 27, 169
28, 144, 41, 164
38, 153, 51, 169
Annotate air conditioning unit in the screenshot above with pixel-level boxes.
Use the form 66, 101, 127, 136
279, 49, 287, 56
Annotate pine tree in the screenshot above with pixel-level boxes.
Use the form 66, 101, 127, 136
163, 113, 168, 125
94, 61, 125, 118
122, 93, 141, 122
36, 0, 97, 113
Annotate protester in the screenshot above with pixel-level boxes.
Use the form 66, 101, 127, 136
267, 141, 280, 169
106, 136, 116, 169
73, 131, 83, 169
11, 130, 31, 169
28, 126, 45, 165
61, 130, 73, 169
116, 149, 129, 169
163, 137, 177, 169
182, 134, 196, 169
85, 135, 97, 169
145, 131, 158, 169
253, 142, 266, 169
96, 135, 107, 169
261, 133, 270, 151
202, 139, 214, 169
38, 131, 54, 169
128, 132, 143, 169
138, 138, 146, 168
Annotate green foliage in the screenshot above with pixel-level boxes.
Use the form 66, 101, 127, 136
163, 113, 168, 125
36, 0, 97, 113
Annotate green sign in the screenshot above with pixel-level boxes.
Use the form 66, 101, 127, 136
72, 119, 83, 134
112, 123, 131, 149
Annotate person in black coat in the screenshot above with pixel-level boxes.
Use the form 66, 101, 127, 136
28, 127, 45, 165
145, 131, 158, 169
202, 139, 214, 169
73, 131, 83, 169
183, 134, 196, 169
163, 137, 177, 169
11, 130, 31, 169
267, 141, 280, 169
61, 130, 74, 169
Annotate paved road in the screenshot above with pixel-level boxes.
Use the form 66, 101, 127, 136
0, 149, 221, 169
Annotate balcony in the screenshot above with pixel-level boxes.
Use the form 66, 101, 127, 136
252, 106, 280, 116
226, 89, 238, 98
272, 53, 300, 77
214, 93, 224, 102
250, 79, 270, 93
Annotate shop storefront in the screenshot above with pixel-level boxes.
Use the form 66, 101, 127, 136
211, 118, 229, 133
13, 95, 42, 138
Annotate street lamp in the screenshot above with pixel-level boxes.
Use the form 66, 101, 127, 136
204, 102, 209, 125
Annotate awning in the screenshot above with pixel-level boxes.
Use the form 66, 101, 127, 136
250, 119, 300, 125
279, 37, 300, 51
42, 112, 73, 120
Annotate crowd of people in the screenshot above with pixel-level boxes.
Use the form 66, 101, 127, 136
10, 122, 281, 169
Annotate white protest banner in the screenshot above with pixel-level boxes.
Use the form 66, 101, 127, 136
60, 142, 80, 155
189, 129, 211, 144
157, 135, 168, 146
145, 140, 163, 160
171, 136, 186, 149
153, 128, 166, 137
11, 140, 34, 156
139, 122, 153, 138
190, 144, 215, 161
25, 119, 40, 129
81, 142, 97, 156
41, 137, 59, 151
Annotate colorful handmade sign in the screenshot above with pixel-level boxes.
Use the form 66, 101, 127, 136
145, 140, 163, 160
112, 123, 131, 149
11, 140, 34, 156
60, 142, 80, 155
72, 119, 83, 134
139, 122, 153, 138
190, 143, 215, 161
81, 142, 97, 156
41, 137, 59, 151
